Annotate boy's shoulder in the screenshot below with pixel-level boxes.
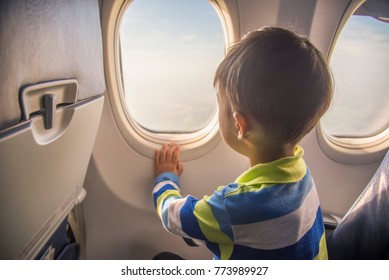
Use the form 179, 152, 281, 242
214, 166, 314, 201
218, 182, 274, 197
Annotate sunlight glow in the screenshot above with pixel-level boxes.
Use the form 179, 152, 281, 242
120, 0, 224, 133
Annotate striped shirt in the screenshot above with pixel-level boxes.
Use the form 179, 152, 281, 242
153, 146, 328, 260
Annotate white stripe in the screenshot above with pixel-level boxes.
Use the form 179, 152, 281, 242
166, 197, 187, 236
153, 180, 180, 194
161, 196, 180, 227
232, 186, 320, 250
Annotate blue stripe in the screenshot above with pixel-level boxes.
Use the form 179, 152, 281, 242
154, 172, 180, 186
153, 184, 177, 208
205, 241, 221, 259
226, 172, 313, 224
179, 195, 225, 259
207, 185, 237, 240
231, 208, 325, 260
179, 196, 207, 241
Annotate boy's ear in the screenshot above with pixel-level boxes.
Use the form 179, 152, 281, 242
233, 111, 249, 140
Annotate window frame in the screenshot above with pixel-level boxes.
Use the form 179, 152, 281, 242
317, 0, 389, 164
102, 0, 239, 160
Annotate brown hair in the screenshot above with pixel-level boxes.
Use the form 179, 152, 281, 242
214, 26, 333, 144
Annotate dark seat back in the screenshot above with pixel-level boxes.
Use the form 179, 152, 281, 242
327, 150, 389, 259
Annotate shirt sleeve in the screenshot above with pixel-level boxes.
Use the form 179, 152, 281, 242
152, 172, 234, 259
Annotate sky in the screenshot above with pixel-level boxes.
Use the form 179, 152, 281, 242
321, 15, 389, 137
120, 0, 389, 137
120, 0, 224, 133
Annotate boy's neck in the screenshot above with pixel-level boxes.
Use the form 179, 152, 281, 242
248, 143, 296, 167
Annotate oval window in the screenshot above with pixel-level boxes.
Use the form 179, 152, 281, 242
119, 0, 225, 134
321, 10, 389, 140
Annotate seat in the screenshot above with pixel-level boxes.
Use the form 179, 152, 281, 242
327, 150, 389, 259
0, 0, 105, 259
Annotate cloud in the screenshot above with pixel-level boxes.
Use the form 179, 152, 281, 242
180, 34, 196, 41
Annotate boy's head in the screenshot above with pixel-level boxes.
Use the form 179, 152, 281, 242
214, 26, 333, 145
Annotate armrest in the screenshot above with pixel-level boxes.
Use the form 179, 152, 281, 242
324, 213, 342, 231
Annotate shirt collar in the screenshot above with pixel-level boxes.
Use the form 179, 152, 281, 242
235, 145, 306, 185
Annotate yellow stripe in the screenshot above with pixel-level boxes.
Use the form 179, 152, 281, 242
194, 198, 233, 260
314, 233, 328, 260
225, 183, 274, 197
234, 145, 306, 185
156, 189, 181, 219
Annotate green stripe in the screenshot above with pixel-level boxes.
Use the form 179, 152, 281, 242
156, 190, 181, 219
314, 233, 328, 260
194, 198, 233, 259
225, 183, 275, 197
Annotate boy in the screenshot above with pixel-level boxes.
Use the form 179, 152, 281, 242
153, 27, 333, 260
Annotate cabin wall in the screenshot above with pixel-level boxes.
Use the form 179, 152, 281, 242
82, 0, 383, 259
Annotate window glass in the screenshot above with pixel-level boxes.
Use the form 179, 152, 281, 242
119, 0, 225, 133
321, 15, 389, 138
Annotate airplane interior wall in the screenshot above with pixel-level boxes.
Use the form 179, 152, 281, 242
82, 0, 385, 259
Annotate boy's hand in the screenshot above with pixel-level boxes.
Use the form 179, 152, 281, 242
154, 143, 184, 177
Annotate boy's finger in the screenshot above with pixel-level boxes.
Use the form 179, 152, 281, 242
177, 161, 184, 176
166, 143, 175, 161
172, 144, 180, 162
160, 144, 167, 162
155, 149, 160, 165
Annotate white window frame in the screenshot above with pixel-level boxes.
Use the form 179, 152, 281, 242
101, 0, 239, 160
317, 0, 389, 164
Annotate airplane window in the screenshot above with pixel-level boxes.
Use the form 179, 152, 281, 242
321, 14, 389, 139
119, 0, 225, 134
